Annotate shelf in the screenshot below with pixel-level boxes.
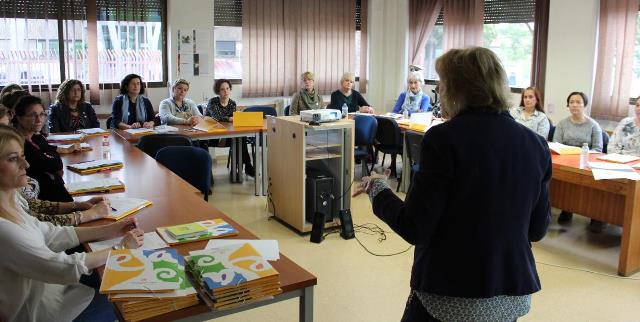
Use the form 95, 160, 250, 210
305, 152, 342, 161
305, 143, 342, 150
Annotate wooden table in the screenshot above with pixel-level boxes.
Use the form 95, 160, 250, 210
61, 134, 317, 321
114, 122, 268, 196
550, 154, 640, 276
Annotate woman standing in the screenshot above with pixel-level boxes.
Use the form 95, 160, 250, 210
48, 79, 100, 133
159, 79, 202, 126
205, 79, 254, 177
509, 87, 550, 139
328, 73, 374, 113
0, 124, 144, 322
392, 72, 431, 115
290, 72, 323, 116
355, 47, 551, 321
111, 74, 155, 130
13, 95, 79, 202
608, 96, 640, 156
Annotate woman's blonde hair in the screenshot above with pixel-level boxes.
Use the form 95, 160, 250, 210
435, 47, 511, 119
340, 72, 354, 83
172, 79, 190, 89
301, 71, 314, 81
0, 124, 26, 224
55, 79, 85, 105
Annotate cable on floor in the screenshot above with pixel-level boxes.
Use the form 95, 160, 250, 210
535, 261, 640, 281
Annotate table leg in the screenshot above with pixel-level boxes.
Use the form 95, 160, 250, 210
401, 133, 410, 193
299, 286, 314, 322
619, 180, 640, 276
254, 132, 260, 196
262, 132, 268, 196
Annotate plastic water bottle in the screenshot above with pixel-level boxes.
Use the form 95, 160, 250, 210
579, 142, 589, 169
402, 109, 409, 120
341, 103, 348, 118
102, 134, 111, 159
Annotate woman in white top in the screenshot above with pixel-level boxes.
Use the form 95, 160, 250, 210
159, 79, 203, 126
608, 96, 640, 156
509, 87, 550, 139
0, 125, 144, 322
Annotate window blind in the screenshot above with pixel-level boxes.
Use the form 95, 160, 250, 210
436, 0, 535, 25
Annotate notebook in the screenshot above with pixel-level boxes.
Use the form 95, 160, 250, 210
65, 178, 125, 195
192, 117, 226, 133
56, 142, 92, 151
124, 128, 157, 136
547, 142, 582, 155
88, 232, 168, 252
156, 219, 239, 245
77, 128, 107, 136
67, 159, 123, 174
165, 222, 209, 239
100, 248, 181, 294
596, 153, 640, 164
106, 197, 153, 220
47, 133, 85, 142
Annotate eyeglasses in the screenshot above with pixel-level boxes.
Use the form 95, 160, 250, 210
22, 112, 47, 119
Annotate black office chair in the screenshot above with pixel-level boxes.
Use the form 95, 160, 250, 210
197, 103, 206, 116
106, 116, 113, 129
156, 146, 213, 201
243, 105, 277, 117
354, 115, 377, 177
602, 130, 610, 154
397, 131, 423, 192
284, 105, 290, 116
547, 123, 555, 141
136, 134, 194, 159
373, 116, 403, 177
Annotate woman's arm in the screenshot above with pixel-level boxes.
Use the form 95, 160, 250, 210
392, 93, 405, 114
591, 124, 603, 152
529, 151, 552, 241
419, 95, 431, 111
111, 97, 129, 129
74, 217, 138, 243
327, 91, 339, 110
84, 103, 100, 128
607, 120, 626, 154
552, 121, 563, 143
48, 104, 62, 133
537, 117, 550, 139
159, 99, 188, 125
142, 98, 156, 128
290, 93, 301, 116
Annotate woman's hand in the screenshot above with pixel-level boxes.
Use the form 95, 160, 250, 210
57, 143, 80, 154
81, 201, 110, 222
143, 121, 155, 129
76, 196, 105, 210
120, 228, 145, 249
188, 116, 202, 126
107, 217, 138, 238
131, 122, 142, 129
352, 169, 391, 197
360, 106, 375, 114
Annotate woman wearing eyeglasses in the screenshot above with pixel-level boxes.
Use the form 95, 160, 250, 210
12, 95, 79, 202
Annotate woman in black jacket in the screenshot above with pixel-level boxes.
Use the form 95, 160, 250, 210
111, 74, 155, 130
355, 47, 551, 322
48, 79, 100, 133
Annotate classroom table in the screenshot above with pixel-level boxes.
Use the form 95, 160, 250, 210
61, 133, 317, 321
550, 154, 640, 276
114, 121, 268, 196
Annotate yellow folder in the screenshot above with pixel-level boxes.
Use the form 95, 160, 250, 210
233, 112, 263, 127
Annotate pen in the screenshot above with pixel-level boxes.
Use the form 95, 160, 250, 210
111, 207, 118, 212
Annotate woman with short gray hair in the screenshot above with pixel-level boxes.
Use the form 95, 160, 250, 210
392, 72, 431, 115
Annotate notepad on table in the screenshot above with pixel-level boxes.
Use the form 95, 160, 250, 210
233, 111, 263, 127
596, 153, 640, 164
166, 222, 209, 239
192, 117, 226, 133
47, 133, 85, 142
77, 128, 107, 136
65, 178, 125, 195
156, 219, 239, 245
106, 197, 152, 220
56, 142, 92, 151
67, 159, 123, 174
547, 142, 582, 155
124, 128, 157, 136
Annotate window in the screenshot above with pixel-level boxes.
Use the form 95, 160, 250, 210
423, 0, 535, 89
0, 0, 166, 88
631, 11, 640, 97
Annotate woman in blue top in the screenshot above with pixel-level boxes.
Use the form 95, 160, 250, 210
392, 72, 431, 114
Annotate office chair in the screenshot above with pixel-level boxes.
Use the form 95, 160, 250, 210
373, 116, 403, 177
397, 131, 423, 192
156, 146, 213, 201
354, 115, 377, 177
136, 134, 194, 159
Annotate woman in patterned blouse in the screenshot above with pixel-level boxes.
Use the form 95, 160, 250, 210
205, 79, 255, 177
48, 79, 100, 133
608, 96, 640, 156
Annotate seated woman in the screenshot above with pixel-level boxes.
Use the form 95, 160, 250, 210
159, 79, 203, 126
205, 79, 255, 177
392, 72, 431, 115
48, 79, 100, 133
0, 124, 144, 322
0, 104, 10, 125
111, 74, 155, 130
509, 87, 550, 139
13, 95, 80, 202
0, 83, 23, 101
328, 72, 374, 113
290, 71, 322, 116
553, 92, 605, 230
608, 96, 640, 156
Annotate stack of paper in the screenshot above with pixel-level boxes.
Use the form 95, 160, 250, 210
154, 125, 179, 133
105, 197, 153, 220
47, 133, 85, 142
193, 117, 226, 133
588, 162, 640, 180
64, 178, 125, 195
124, 128, 157, 136
156, 219, 239, 245
187, 243, 281, 310
77, 128, 107, 136
596, 153, 640, 164
67, 159, 123, 174
101, 248, 199, 321
548, 142, 582, 155
56, 142, 92, 151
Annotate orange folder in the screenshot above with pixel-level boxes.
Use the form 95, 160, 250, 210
233, 112, 263, 127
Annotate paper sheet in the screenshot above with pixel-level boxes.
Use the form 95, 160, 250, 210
588, 162, 636, 171
56, 143, 92, 150
77, 128, 107, 135
205, 239, 280, 261
106, 197, 152, 220
591, 168, 640, 180
47, 133, 85, 141
68, 159, 122, 170
597, 153, 640, 163
87, 232, 168, 252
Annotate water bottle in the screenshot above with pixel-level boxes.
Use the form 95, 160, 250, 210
402, 109, 409, 120
579, 142, 589, 169
341, 103, 348, 118
102, 134, 111, 159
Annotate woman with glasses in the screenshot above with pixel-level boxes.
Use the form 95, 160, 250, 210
48, 79, 100, 133
12, 95, 79, 202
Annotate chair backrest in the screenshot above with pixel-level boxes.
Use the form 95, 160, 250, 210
106, 116, 113, 129
354, 115, 377, 146
547, 123, 555, 141
243, 106, 277, 118
405, 131, 423, 167
137, 134, 193, 159
156, 146, 212, 200
197, 103, 205, 115
283, 105, 290, 116
602, 130, 610, 154
373, 116, 402, 146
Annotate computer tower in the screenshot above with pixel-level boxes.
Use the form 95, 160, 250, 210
305, 168, 335, 223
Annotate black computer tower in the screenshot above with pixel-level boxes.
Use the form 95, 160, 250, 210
305, 168, 335, 223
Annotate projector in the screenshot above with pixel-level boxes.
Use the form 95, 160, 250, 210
300, 109, 341, 123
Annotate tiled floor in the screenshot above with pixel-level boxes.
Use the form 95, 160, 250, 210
205, 158, 640, 322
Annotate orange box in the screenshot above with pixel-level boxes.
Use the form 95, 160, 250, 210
233, 111, 263, 127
